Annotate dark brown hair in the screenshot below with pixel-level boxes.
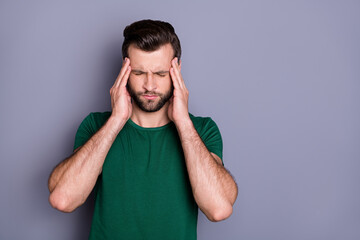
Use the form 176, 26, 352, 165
122, 19, 181, 61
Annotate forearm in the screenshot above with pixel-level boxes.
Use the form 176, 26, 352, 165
176, 119, 238, 222
48, 145, 83, 193
48, 116, 125, 212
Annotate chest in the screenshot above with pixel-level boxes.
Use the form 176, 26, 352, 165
101, 128, 188, 191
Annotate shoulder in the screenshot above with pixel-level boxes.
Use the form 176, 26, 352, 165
81, 111, 112, 131
189, 113, 221, 136
189, 112, 218, 126
189, 112, 210, 122
87, 111, 112, 120
189, 113, 223, 162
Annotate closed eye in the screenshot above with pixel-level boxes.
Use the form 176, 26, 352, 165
131, 70, 168, 77
155, 71, 169, 77
132, 71, 144, 76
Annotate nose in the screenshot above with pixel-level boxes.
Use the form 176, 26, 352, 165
143, 72, 157, 91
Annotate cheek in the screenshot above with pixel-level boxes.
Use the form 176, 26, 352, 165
128, 76, 141, 88
127, 78, 139, 94
163, 77, 173, 89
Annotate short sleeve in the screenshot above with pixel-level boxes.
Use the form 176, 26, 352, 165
199, 118, 224, 166
73, 113, 96, 152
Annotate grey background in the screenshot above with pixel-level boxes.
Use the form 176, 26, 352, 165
0, 0, 359, 239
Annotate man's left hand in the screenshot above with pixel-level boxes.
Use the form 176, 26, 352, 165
168, 57, 190, 125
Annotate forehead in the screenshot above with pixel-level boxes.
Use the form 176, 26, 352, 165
128, 43, 174, 71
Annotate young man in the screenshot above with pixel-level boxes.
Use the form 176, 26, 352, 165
48, 19, 238, 239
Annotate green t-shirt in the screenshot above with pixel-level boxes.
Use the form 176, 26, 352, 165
73, 111, 223, 240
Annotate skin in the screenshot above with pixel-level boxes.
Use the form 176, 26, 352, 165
48, 43, 238, 222
126, 43, 174, 127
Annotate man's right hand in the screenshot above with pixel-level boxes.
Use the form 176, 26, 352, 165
110, 57, 132, 122
48, 59, 132, 212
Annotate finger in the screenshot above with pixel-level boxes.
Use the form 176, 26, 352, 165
114, 58, 131, 87
171, 58, 185, 89
172, 58, 183, 85
170, 67, 181, 90
120, 65, 131, 88
170, 58, 181, 88
116, 58, 130, 87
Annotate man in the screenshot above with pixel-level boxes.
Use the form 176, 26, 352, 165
48, 19, 238, 239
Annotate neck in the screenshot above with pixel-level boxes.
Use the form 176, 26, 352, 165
130, 102, 171, 128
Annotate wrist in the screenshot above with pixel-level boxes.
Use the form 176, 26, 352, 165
174, 116, 193, 132
107, 115, 127, 135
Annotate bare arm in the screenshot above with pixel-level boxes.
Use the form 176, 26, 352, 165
48, 58, 132, 212
168, 57, 238, 222
48, 116, 126, 212
176, 120, 238, 222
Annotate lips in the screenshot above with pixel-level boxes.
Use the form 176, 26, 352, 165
143, 95, 158, 100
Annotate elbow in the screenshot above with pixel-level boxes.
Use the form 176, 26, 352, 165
49, 192, 77, 213
208, 204, 233, 222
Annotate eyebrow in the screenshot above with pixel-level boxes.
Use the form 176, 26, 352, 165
154, 71, 169, 74
131, 70, 145, 73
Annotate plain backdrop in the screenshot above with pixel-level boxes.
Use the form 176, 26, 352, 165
0, 0, 359, 239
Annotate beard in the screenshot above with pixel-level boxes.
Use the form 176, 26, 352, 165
127, 83, 174, 112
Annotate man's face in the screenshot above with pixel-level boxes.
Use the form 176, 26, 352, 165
127, 43, 175, 112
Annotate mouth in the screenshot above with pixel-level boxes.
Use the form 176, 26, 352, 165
143, 95, 158, 100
